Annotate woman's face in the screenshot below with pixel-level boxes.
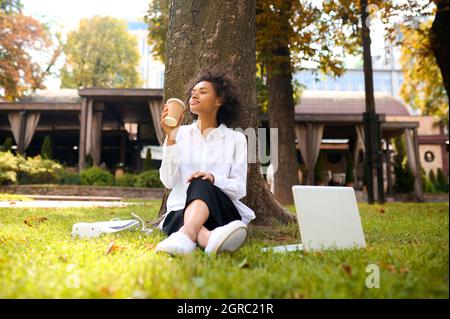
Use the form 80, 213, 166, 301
189, 81, 222, 118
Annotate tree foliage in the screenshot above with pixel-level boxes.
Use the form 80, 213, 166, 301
399, 20, 448, 125
60, 16, 141, 88
0, 0, 62, 100
143, 0, 169, 64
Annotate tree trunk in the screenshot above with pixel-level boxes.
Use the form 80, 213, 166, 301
431, 0, 449, 101
157, 0, 295, 226
266, 52, 298, 205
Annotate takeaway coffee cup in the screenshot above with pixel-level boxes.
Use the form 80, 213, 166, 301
164, 98, 186, 127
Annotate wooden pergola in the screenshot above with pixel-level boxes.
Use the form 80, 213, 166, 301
258, 91, 424, 201
0, 89, 425, 200
0, 88, 164, 172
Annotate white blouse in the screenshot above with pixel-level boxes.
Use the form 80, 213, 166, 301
158, 120, 256, 229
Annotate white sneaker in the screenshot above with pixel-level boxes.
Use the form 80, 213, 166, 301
155, 231, 197, 255
205, 220, 248, 255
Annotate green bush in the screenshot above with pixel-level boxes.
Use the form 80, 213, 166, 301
345, 154, 355, 185
143, 149, 154, 171
59, 170, 81, 185
0, 151, 19, 185
41, 136, 53, 160
393, 137, 415, 193
422, 168, 435, 193
80, 166, 115, 186
18, 155, 63, 184
429, 169, 437, 185
135, 169, 163, 188
436, 168, 449, 193
116, 173, 138, 187
314, 155, 324, 185
1, 137, 13, 152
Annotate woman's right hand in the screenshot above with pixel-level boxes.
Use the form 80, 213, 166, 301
160, 103, 185, 141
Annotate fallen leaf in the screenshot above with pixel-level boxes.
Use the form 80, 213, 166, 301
99, 286, 117, 297
9, 201, 16, 205
292, 291, 306, 299
24, 216, 48, 227
400, 266, 410, 274
378, 207, 385, 214
105, 241, 127, 255
145, 243, 156, 250
381, 263, 397, 273
341, 264, 353, 276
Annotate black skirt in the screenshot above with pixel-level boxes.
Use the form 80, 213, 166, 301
162, 177, 242, 236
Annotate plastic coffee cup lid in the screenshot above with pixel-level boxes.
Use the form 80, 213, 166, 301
166, 98, 186, 110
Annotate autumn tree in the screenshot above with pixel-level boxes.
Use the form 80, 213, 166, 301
399, 20, 448, 126
60, 16, 141, 88
144, 0, 169, 64
324, 0, 448, 102
159, 0, 295, 225
430, 0, 449, 102
256, 1, 362, 204
0, 0, 22, 13
0, 0, 62, 100
146, 0, 361, 205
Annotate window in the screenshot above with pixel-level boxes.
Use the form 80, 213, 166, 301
424, 151, 435, 163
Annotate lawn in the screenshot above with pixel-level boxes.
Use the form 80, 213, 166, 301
0, 200, 448, 298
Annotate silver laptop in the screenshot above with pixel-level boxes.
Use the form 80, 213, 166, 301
262, 186, 366, 253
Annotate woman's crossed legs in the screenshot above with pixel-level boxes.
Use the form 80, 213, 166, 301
179, 199, 211, 248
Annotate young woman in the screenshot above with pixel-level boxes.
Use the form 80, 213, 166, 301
155, 70, 256, 255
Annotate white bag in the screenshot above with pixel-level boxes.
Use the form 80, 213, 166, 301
71, 213, 154, 238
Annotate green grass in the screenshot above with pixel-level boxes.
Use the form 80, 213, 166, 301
0, 201, 448, 298
0, 193, 33, 201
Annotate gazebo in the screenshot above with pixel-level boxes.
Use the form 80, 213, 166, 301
259, 91, 424, 201
1, 89, 425, 201
0, 88, 165, 172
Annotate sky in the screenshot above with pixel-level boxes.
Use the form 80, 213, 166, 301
21, 0, 150, 90
20, 0, 395, 90
22, 0, 149, 34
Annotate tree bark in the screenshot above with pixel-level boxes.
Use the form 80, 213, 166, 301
431, 0, 449, 101
158, 0, 295, 226
266, 50, 298, 205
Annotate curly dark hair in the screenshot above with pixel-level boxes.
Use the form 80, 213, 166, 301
184, 69, 240, 127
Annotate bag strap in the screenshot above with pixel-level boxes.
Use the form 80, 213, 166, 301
131, 213, 156, 234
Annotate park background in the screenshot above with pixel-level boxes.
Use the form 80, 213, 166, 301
0, 0, 448, 299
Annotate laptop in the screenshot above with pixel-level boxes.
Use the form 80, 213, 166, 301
262, 186, 366, 253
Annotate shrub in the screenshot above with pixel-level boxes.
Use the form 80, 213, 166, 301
393, 137, 415, 193
1, 137, 13, 152
135, 169, 163, 188
59, 170, 81, 185
18, 155, 63, 184
428, 169, 436, 185
314, 155, 324, 185
345, 154, 355, 185
80, 166, 115, 186
436, 168, 449, 193
41, 136, 53, 160
422, 168, 435, 193
0, 152, 64, 185
0, 151, 18, 185
143, 149, 154, 171
115, 173, 138, 187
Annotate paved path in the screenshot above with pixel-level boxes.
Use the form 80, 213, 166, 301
0, 200, 130, 208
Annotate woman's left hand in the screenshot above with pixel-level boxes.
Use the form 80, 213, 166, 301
186, 171, 215, 184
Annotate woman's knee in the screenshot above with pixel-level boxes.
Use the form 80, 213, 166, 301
185, 198, 209, 214
187, 177, 213, 192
